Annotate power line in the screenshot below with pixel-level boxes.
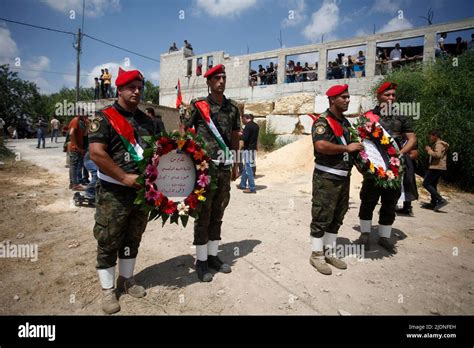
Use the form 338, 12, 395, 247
0, 17, 161, 63
9, 66, 95, 77
0, 17, 75, 36
83, 33, 160, 63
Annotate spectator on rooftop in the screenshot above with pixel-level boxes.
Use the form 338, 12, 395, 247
184, 40, 193, 51
169, 42, 179, 53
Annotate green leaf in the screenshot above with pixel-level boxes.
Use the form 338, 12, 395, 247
137, 160, 147, 173
143, 147, 154, 159
180, 214, 189, 228
134, 188, 146, 205
161, 214, 169, 227
170, 213, 179, 225
149, 209, 160, 221
141, 135, 153, 146
136, 175, 145, 185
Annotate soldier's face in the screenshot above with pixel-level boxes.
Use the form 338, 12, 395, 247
118, 81, 143, 106
207, 74, 226, 94
378, 89, 397, 105
332, 92, 350, 112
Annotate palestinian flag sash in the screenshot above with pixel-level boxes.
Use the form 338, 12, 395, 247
308, 112, 348, 145
195, 100, 233, 165
101, 106, 144, 163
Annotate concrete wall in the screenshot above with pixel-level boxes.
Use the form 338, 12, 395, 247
159, 17, 474, 107
157, 17, 473, 146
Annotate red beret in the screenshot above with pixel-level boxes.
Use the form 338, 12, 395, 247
204, 64, 225, 79
115, 67, 144, 87
326, 84, 349, 97
376, 81, 397, 94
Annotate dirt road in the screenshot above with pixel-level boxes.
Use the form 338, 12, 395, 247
0, 137, 473, 315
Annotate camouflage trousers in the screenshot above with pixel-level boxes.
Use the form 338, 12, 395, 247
93, 181, 149, 269
358, 176, 401, 226
310, 171, 350, 238
194, 167, 231, 245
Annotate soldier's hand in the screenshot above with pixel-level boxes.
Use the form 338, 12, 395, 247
346, 142, 364, 153
122, 174, 142, 189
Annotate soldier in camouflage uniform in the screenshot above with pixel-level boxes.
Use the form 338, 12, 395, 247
310, 84, 363, 275
183, 64, 241, 282
89, 68, 157, 314
357, 81, 417, 254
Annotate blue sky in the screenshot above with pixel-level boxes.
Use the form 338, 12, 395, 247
1, 0, 473, 94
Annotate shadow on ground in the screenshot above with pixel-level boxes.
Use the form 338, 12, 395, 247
135, 239, 262, 289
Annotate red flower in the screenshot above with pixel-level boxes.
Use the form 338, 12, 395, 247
163, 199, 176, 215
158, 136, 170, 146
185, 193, 199, 210
357, 127, 367, 138
161, 143, 174, 155
387, 146, 397, 156
390, 165, 399, 176
185, 140, 197, 154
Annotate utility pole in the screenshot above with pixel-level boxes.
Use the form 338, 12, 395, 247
75, 0, 85, 103
75, 28, 82, 102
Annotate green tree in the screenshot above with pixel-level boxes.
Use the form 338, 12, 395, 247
0, 64, 43, 127
40, 86, 94, 125
143, 80, 160, 104
373, 51, 474, 191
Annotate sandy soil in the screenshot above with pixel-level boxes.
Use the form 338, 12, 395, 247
0, 137, 473, 315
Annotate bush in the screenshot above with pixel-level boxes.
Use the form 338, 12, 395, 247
0, 144, 14, 161
258, 120, 277, 152
374, 51, 474, 192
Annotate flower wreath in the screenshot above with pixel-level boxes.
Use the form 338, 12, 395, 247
134, 130, 216, 227
353, 116, 404, 189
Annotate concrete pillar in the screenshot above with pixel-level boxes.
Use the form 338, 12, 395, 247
365, 40, 377, 78
423, 32, 436, 63
277, 53, 286, 84
318, 48, 327, 81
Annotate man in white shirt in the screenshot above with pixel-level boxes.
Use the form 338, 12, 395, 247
436, 33, 447, 57
50, 116, 60, 143
390, 43, 403, 60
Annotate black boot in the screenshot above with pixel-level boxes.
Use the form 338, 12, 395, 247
208, 255, 231, 273
195, 260, 213, 282
378, 237, 397, 254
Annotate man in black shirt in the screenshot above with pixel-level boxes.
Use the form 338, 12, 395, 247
358, 81, 417, 254
145, 107, 166, 135
237, 113, 259, 193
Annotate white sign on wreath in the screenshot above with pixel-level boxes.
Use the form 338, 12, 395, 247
362, 139, 387, 171
155, 150, 196, 201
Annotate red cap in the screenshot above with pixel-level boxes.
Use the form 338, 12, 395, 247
204, 64, 225, 79
376, 81, 397, 94
326, 84, 349, 97
115, 67, 144, 87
